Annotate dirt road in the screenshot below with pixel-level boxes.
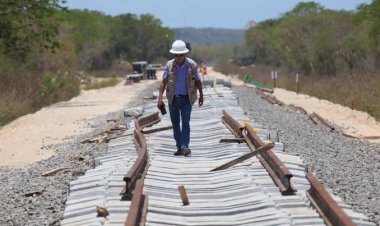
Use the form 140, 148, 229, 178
0, 79, 157, 167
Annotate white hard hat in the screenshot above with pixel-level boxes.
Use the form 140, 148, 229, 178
169, 40, 189, 54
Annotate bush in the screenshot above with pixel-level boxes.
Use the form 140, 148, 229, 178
34, 72, 80, 108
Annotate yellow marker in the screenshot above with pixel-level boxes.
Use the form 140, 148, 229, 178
252, 127, 258, 133
242, 120, 250, 127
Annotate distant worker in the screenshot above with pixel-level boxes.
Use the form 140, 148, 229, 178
157, 40, 204, 156
202, 65, 207, 75
199, 63, 207, 76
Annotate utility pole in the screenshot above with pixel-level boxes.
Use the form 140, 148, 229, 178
272, 71, 277, 88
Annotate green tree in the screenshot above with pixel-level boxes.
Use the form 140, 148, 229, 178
64, 9, 112, 70
110, 13, 173, 63
244, 1, 372, 75
137, 14, 173, 61
355, 0, 380, 70
245, 19, 282, 66
0, 0, 66, 61
356, 0, 380, 45
276, 2, 327, 74
284, 1, 325, 17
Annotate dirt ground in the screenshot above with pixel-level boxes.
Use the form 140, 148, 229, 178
0, 79, 157, 167
273, 88, 380, 139
1, 67, 379, 167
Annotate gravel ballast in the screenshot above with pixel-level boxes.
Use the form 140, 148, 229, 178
0, 81, 160, 226
233, 86, 380, 225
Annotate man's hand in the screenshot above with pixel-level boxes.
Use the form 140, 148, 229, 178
157, 80, 167, 109
157, 99, 165, 109
195, 80, 203, 107
198, 95, 204, 107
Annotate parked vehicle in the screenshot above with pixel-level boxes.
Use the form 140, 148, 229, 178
132, 61, 148, 79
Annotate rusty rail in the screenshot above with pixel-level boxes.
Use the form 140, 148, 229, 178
123, 113, 159, 195
125, 182, 147, 226
125, 160, 149, 226
244, 125, 296, 194
222, 110, 355, 225
222, 110, 244, 138
123, 131, 148, 196
257, 92, 285, 106
306, 173, 356, 226
257, 87, 274, 93
222, 110, 296, 195
123, 112, 160, 225
124, 110, 357, 225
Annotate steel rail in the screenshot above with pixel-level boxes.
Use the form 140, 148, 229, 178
61, 84, 374, 226
222, 110, 244, 138
124, 110, 359, 226
222, 110, 296, 195
123, 112, 159, 195
122, 130, 148, 196
123, 124, 146, 195
124, 180, 147, 226
306, 173, 356, 226
222, 110, 356, 225
244, 122, 296, 195
125, 151, 150, 226
124, 112, 161, 225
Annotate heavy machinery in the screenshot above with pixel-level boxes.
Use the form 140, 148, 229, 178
125, 61, 158, 84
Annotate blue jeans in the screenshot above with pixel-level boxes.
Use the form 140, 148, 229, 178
169, 95, 192, 149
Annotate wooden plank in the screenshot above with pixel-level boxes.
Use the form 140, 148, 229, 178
211, 142, 274, 172
178, 185, 190, 206
42, 167, 71, 177
142, 125, 173, 134
313, 112, 335, 131
219, 138, 246, 143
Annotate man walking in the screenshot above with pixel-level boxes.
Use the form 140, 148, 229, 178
157, 40, 204, 156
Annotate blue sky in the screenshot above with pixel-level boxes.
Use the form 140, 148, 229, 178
64, 0, 372, 29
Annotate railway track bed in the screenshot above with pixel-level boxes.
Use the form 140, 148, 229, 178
61, 82, 376, 226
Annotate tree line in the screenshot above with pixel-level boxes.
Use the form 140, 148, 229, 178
0, 2, 174, 72
213, 0, 380, 120
175, 28, 244, 45
242, 1, 380, 76
0, 1, 174, 126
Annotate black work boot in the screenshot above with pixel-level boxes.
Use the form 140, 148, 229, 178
173, 148, 183, 156
182, 148, 191, 157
